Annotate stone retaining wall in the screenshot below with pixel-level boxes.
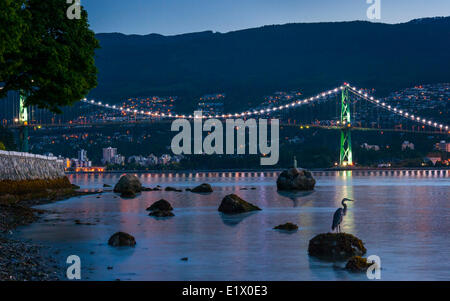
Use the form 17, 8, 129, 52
0, 150, 65, 181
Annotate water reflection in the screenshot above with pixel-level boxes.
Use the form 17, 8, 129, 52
15, 169, 450, 281
276, 190, 315, 207
220, 212, 259, 227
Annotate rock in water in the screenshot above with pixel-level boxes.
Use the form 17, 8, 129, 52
191, 183, 213, 193
308, 233, 366, 260
120, 189, 136, 198
148, 210, 175, 217
146, 199, 173, 211
114, 175, 142, 194
218, 194, 261, 214
274, 222, 299, 231
108, 232, 136, 247
345, 256, 374, 272
165, 186, 182, 192
276, 168, 316, 191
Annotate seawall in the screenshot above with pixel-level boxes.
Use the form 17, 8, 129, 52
0, 150, 65, 181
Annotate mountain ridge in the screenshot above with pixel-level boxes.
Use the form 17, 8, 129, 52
90, 16, 450, 111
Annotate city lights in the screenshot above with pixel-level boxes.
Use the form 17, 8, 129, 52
78, 83, 449, 131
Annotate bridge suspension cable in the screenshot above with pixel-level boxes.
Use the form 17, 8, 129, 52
79, 83, 449, 131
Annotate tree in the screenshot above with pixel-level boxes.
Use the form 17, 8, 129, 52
0, 0, 99, 113
0, 0, 28, 82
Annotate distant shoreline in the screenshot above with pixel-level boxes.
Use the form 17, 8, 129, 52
66, 167, 450, 174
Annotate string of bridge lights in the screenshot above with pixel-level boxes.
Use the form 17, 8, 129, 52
80, 83, 449, 131
80, 86, 343, 119
346, 84, 449, 131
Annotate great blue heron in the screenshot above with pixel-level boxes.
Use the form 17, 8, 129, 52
331, 198, 354, 233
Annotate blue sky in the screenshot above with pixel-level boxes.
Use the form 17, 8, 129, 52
82, 0, 450, 35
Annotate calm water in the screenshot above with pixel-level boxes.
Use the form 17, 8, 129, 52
15, 170, 450, 281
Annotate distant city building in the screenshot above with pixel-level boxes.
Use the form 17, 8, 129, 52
377, 163, 392, 168
72, 149, 92, 168
78, 149, 88, 162
361, 143, 380, 151
160, 154, 172, 165
126, 153, 183, 167
435, 140, 450, 152
401, 141, 415, 151
102, 147, 125, 165
147, 154, 159, 166
102, 147, 117, 164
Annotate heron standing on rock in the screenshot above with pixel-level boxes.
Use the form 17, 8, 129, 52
331, 198, 354, 233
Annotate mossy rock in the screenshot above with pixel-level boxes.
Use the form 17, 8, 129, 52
0, 177, 73, 196
114, 175, 142, 193
191, 183, 213, 193
108, 232, 136, 247
146, 199, 173, 211
345, 256, 374, 272
218, 194, 261, 214
274, 222, 298, 231
103, 184, 111, 188
308, 233, 366, 260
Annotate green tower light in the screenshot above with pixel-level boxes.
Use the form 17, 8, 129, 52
339, 87, 353, 166
19, 91, 29, 152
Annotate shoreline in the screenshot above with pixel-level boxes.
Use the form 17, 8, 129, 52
0, 178, 103, 281
66, 167, 450, 175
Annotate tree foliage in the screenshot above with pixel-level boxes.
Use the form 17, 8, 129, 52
0, 0, 28, 81
0, 0, 99, 113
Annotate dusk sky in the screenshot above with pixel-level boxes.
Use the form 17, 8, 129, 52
82, 0, 450, 35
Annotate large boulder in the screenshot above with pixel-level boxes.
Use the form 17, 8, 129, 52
114, 175, 142, 194
191, 183, 213, 193
345, 256, 374, 272
218, 194, 261, 214
146, 199, 173, 211
108, 232, 136, 247
276, 168, 316, 191
274, 222, 299, 231
308, 233, 366, 260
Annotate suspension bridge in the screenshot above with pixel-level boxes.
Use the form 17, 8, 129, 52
2, 83, 449, 167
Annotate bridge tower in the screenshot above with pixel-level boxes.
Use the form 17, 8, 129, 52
18, 91, 29, 152
339, 87, 352, 166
